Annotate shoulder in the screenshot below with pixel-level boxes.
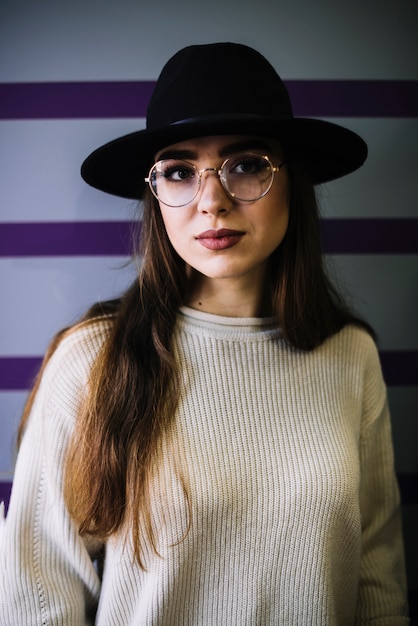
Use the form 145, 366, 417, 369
324, 324, 380, 365
308, 324, 385, 394
38, 316, 114, 410
50, 316, 113, 372
326, 324, 387, 410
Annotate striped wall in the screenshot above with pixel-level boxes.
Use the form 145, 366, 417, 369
1, 0, 417, 604
1, 78, 417, 470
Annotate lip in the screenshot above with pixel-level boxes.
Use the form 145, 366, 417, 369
196, 229, 245, 251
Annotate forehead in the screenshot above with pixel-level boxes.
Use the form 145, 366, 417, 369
154, 135, 282, 161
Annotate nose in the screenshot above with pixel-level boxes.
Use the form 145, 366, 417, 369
196, 169, 233, 216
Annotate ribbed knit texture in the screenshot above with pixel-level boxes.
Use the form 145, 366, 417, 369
0, 307, 409, 625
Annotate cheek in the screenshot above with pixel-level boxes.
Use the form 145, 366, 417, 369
266, 186, 289, 236
270, 209, 289, 250
261, 191, 290, 252
159, 206, 179, 237
159, 209, 189, 254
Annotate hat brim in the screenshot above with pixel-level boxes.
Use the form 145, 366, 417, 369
81, 115, 367, 199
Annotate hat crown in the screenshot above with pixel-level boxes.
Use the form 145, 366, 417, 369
81, 42, 368, 198
147, 43, 293, 130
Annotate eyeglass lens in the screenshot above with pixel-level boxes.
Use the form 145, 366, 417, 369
148, 153, 275, 207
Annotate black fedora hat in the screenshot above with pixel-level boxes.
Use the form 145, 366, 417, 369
81, 42, 367, 199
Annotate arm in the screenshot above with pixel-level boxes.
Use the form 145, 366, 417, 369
356, 342, 409, 624
0, 332, 103, 626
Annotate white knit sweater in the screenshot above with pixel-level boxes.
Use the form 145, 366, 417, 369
0, 307, 409, 625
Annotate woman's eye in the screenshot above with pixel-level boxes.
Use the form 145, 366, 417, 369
163, 164, 195, 182
230, 156, 265, 175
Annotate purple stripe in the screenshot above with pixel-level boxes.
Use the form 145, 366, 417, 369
397, 474, 418, 505
0, 81, 155, 119
287, 80, 418, 118
0, 351, 417, 391
380, 351, 418, 387
0, 80, 417, 119
1, 219, 417, 257
0, 221, 133, 256
0, 481, 13, 515
319, 218, 418, 254
0, 357, 42, 390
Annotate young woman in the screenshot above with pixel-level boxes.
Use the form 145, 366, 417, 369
0, 43, 409, 625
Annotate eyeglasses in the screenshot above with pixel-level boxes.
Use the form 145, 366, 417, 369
145, 153, 286, 207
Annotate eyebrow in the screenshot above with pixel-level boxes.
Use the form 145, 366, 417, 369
157, 148, 197, 161
156, 139, 275, 162
219, 139, 274, 157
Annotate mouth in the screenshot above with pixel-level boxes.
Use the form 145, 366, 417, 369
195, 229, 245, 251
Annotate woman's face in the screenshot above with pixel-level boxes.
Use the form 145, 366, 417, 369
154, 135, 289, 293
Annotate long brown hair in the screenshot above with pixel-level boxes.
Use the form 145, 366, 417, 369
18, 158, 373, 568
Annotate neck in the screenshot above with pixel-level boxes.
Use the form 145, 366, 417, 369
185, 272, 272, 318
